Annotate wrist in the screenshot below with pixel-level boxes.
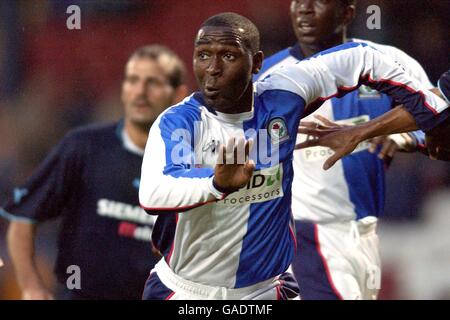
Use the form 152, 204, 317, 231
211, 176, 238, 195
207, 176, 228, 199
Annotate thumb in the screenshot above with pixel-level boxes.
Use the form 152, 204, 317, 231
323, 151, 344, 170
244, 159, 256, 177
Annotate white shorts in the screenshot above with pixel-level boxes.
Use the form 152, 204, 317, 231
291, 217, 380, 300
142, 258, 299, 300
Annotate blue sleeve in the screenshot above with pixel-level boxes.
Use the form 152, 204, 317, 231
139, 108, 225, 214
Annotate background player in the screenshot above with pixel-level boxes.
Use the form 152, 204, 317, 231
298, 69, 450, 164
1, 45, 188, 299
139, 12, 449, 300
254, 0, 435, 299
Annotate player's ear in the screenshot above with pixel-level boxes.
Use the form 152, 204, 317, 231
252, 51, 264, 75
173, 84, 189, 104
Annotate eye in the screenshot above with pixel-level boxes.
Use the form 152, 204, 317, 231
126, 76, 139, 84
223, 53, 236, 61
198, 51, 210, 60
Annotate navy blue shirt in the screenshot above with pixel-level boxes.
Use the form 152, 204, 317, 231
1, 122, 159, 299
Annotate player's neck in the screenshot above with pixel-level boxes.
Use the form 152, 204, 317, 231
212, 83, 253, 114
298, 32, 347, 58
124, 120, 149, 149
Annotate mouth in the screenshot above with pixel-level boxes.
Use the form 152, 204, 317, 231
133, 101, 151, 108
297, 19, 316, 34
204, 86, 220, 98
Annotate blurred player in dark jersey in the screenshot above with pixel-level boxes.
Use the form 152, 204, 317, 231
0, 45, 188, 299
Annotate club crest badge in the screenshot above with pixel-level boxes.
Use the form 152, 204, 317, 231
268, 117, 289, 144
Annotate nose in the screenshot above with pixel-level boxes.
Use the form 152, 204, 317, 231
206, 56, 222, 76
296, 0, 314, 14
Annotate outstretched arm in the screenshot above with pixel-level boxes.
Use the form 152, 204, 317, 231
275, 42, 449, 132
297, 106, 420, 169
139, 112, 255, 214
298, 103, 450, 169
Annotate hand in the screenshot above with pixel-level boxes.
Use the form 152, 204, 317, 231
22, 285, 54, 300
213, 137, 255, 193
296, 115, 364, 170
368, 136, 399, 166
424, 115, 450, 160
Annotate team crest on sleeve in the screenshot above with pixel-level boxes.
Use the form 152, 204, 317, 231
268, 117, 289, 144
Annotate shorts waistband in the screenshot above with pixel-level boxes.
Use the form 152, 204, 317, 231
153, 258, 277, 299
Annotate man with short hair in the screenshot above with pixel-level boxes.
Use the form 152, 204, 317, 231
140, 12, 449, 300
255, 0, 435, 299
2, 45, 188, 299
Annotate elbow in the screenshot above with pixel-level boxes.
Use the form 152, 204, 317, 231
139, 182, 174, 215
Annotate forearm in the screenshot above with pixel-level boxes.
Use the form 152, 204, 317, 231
356, 106, 419, 141
7, 222, 44, 290
139, 170, 225, 213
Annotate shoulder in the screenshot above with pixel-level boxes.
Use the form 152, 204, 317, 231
64, 122, 118, 144
261, 48, 291, 71
351, 38, 431, 86
56, 122, 119, 157
254, 71, 306, 104
155, 94, 203, 130
351, 39, 422, 69
257, 47, 295, 81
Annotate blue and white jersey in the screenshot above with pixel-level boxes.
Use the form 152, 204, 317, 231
140, 42, 449, 288
256, 39, 434, 223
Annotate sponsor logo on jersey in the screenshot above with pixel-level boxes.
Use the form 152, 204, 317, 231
118, 221, 152, 242
358, 85, 381, 98
97, 199, 155, 225
268, 117, 289, 144
202, 139, 220, 153
300, 115, 371, 162
218, 164, 283, 206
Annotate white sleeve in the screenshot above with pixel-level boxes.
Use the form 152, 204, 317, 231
139, 111, 225, 214
272, 42, 449, 131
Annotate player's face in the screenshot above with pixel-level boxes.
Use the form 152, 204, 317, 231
290, 0, 348, 45
193, 26, 258, 113
122, 58, 176, 127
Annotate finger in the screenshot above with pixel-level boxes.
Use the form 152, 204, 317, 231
235, 137, 246, 165
314, 114, 337, 127
244, 159, 256, 177
226, 137, 235, 164
216, 144, 226, 165
368, 136, 382, 153
297, 127, 322, 136
299, 121, 320, 129
387, 143, 398, 158
295, 139, 320, 149
378, 140, 393, 160
323, 151, 344, 170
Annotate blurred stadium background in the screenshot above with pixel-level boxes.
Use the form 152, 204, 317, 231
0, 0, 449, 299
